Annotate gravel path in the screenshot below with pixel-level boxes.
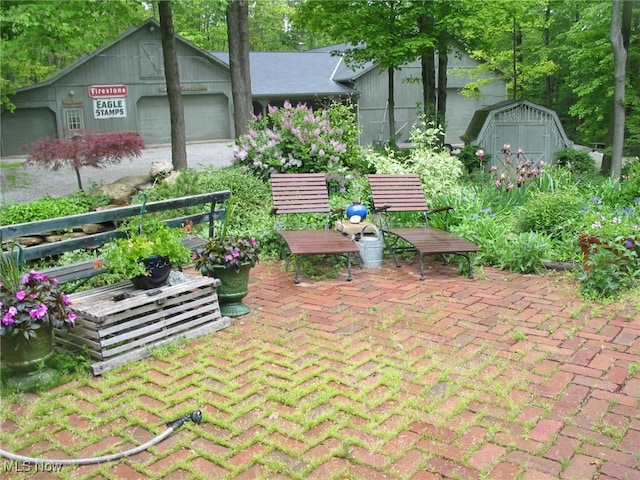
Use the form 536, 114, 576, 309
1, 141, 235, 204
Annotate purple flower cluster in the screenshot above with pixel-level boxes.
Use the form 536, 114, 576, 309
491, 145, 544, 190
232, 101, 350, 180
1, 270, 75, 341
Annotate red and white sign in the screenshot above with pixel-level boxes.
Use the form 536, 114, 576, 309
88, 85, 128, 98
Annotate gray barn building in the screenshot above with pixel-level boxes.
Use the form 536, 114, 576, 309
1, 18, 507, 157
461, 99, 572, 168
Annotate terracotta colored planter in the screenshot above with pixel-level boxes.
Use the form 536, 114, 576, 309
579, 233, 636, 269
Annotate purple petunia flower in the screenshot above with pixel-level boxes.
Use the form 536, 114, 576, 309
15, 290, 26, 301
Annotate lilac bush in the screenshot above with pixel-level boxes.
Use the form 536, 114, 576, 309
232, 101, 360, 180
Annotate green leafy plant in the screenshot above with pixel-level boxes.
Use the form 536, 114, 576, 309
516, 189, 584, 237
574, 196, 640, 244
1, 248, 76, 341
458, 144, 492, 174
578, 241, 640, 300
101, 218, 191, 280
364, 120, 464, 202
553, 147, 596, 174
0, 190, 110, 225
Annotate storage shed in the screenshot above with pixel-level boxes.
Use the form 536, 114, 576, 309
461, 99, 572, 169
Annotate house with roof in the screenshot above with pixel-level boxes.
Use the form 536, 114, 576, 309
1, 18, 507, 157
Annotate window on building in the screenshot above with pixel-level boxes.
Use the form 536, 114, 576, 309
64, 108, 84, 131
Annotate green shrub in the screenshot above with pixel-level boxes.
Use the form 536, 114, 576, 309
147, 167, 280, 259
0, 190, 110, 225
620, 157, 640, 206
458, 144, 491, 174
363, 126, 464, 202
496, 232, 552, 274
578, 241, 640, 300
516, 189, 584, 237
554, 147, 597, 174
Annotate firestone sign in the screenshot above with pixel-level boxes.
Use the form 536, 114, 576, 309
89, 85, 128, 119
88, 85, 128, 98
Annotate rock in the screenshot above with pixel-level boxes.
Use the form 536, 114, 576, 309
162, 170, 182, 184
112, 174, 154, 186
95, 183, 136, 204
82, 223, 113, 234
45, 232, 87, 243
8, 236, 43, 247
150, 161, 173, 177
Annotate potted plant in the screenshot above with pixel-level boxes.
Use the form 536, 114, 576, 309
101, 217, 192, 289
192, 202, 259, 317
0, 248, 76, 391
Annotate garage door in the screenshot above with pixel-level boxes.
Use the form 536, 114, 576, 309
137, 94, 230, 145
1, 108, 57, 156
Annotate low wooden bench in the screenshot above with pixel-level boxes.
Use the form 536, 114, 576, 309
1, 191, 231, 285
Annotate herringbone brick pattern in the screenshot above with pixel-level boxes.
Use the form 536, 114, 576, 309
1, 258, 638, 479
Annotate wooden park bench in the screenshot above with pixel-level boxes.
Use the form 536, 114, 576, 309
1, 191, 231, 285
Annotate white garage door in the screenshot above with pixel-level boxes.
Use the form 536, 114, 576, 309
137, 94, 230, 145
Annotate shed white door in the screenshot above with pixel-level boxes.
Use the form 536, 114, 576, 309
137, 94, 230, 145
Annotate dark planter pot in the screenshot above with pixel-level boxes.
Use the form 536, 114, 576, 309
204, 263, 252, 317
131, 255, 172, 290
1, 322, 57, 391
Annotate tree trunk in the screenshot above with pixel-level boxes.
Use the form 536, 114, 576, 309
610, 0, 627, 180
418, 14, 436, 120
158, 0, 187, 170
227, 0, 253, 139
387, 67, 397, 147
436, 42, 448, 130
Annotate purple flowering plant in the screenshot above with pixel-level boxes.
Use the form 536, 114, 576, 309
1, 251, 75, 342
231, 101, 358, 180
578, 196, 640, 248
192, 201, 259, 274
477, 144, 545, 191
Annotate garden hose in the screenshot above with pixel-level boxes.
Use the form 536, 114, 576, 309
0, 410, 202, 466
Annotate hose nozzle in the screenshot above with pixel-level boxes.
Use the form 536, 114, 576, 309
166, 410, 203, 429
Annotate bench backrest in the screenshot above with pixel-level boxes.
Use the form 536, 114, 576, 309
270, 173, 332, 214
1, 191, 231, 262
367, 174, 429, 212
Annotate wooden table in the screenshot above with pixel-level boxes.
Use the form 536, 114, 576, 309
56, 274, 230, 375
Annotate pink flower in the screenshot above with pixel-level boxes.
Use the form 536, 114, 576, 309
2, 307, 17, 326
15, 290, 26, 301
29, 303, 48, 319
67, 312, 76, 323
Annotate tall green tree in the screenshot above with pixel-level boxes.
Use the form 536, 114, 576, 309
0, 0, 147, 111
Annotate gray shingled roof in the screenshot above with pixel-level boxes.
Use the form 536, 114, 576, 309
210, 51, 356, 97
461, 99, 531, 143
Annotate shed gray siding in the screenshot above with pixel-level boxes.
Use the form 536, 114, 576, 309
352, 48, 507, 147
461, 99, 572, 169
1, 19, 233, 156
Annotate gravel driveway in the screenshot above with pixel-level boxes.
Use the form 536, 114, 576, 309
1, 141, 235, 204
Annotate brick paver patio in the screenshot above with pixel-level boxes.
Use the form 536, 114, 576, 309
1, 258, 638, 479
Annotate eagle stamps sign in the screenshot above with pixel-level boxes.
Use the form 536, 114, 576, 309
89, 85, 128, 119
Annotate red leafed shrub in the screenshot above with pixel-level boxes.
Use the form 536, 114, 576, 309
27, 131, 145, 190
